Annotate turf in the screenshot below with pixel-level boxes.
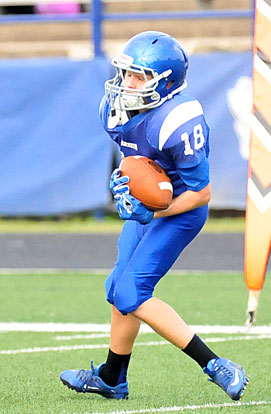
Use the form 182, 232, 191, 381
0, 215, 245, 233
0, 272, 270, 414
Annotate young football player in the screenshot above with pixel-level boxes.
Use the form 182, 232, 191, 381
60, 31, 248, 401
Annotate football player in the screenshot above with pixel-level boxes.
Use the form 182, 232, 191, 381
60, 31, 248, 401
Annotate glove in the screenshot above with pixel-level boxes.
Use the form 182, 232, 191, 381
116, 193, 154, 225
110, 168, 130, 197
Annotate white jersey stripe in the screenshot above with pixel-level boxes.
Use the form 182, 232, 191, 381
159, 100, 203, 150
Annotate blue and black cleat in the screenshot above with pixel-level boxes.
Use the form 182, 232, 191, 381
203, 357, 249, 400
60, 361, 129, 400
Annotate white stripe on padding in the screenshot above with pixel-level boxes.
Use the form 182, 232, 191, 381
255, 55, 271, 84
258, 0, 271, 20
158, 182, 173, 191
251, 115, 271, 152
159, 100, 203, 150
247, 178, 271, 213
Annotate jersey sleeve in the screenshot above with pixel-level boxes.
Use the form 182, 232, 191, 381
177, 156, 210, 191
158, 99, 210, 168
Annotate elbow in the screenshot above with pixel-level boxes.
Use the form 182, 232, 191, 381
205, 193, 211, 204
202, 183, 211, 205
206, 188, 211, 204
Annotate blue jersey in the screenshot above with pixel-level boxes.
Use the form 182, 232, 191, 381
100, 92, 210, 197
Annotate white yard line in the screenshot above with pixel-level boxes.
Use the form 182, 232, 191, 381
1, 323, 271, 356
65, 400, 271, 414
55, 333, 271, 342
1, 322, 271, 334
206, 334, 271, 342
1, 334, 271, 355
55, 333, 111, 340
0, 341, 169, 355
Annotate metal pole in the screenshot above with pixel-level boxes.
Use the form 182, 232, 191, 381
92, 0, 104, 57
251, 0, 256, 37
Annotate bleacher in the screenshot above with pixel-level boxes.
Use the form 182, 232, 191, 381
0, 0, 253, 59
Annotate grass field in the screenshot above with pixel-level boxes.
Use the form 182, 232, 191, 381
0, 271, 270, 414
0, 215, 245, 234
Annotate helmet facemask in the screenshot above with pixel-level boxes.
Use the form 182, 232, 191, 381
105, 54, 177, 112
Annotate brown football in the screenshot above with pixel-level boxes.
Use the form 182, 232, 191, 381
119, 156, 173, 211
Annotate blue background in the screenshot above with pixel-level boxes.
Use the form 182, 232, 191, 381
0, 52, 252, 215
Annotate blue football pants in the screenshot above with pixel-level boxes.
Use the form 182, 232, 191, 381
105, 205, 208, 315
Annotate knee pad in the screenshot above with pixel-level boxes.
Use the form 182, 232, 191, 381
105, 271, 115, 305
113, 273, 139, 315
113, 272, 156, 315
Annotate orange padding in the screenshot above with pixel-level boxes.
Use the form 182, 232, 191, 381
245, 195, 271, 290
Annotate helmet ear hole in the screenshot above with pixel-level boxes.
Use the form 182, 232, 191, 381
166, 80, 174, 89
145, 70, 152, 76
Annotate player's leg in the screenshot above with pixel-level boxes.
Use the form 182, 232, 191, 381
106, 207, 212, 378
59, 310, 135, 399
60, 221, 142, 398
97, 305, 140, 387
133, 297, 194, 349
98, 221, 143, 388
124, 206, 214, 355
113, 207, 248, 400
109, 304, 140, 354
134, 294, 248, 400
113, 206, 208, 315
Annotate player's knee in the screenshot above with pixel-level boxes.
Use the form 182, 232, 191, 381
113, 284, 138, 315
113, 273, 157, 315
111, 304, 122, 315
114, 286, 153, 315
105, 271, 115, 305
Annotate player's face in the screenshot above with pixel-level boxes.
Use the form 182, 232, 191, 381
123, 70, 152, 91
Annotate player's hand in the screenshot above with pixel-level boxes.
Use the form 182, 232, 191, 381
115, 193, 154, 225
110, 168, 130, 197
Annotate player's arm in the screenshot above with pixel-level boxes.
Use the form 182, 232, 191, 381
154, 154, 211, 218
154, 183, 211, 219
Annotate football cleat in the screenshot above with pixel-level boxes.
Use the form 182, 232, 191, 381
60, 361, 129, 400
203, 357, 249, 401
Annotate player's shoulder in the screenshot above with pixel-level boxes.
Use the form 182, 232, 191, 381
161, 93, 203, 116
146, 93, 206, 150
99, 96, 109, 126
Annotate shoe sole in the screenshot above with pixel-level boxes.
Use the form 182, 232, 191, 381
60, 378, 129, 400
232, 376, 249, 401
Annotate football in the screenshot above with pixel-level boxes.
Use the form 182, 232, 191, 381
119, 156, 173, 211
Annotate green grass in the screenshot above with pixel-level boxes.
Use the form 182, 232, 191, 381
0, 272, 270, 414
0, 215, 245, 233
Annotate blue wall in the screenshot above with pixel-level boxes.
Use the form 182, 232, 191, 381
0, 52, 252, 215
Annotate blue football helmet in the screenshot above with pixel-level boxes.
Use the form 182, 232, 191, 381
105, 31, 188, 111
